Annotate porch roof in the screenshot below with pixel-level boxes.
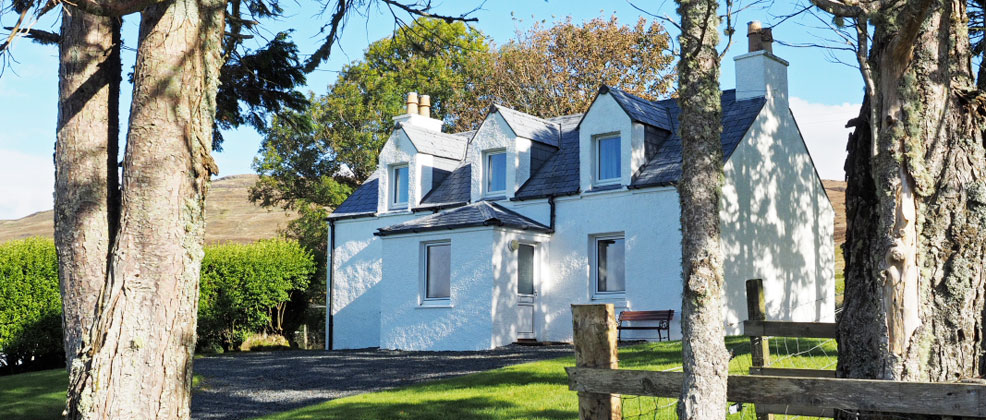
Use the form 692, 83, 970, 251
376, 201, 551, 237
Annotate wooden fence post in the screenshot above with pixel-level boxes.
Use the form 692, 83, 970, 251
572, 304, 621, 420
746, 279, 772, 420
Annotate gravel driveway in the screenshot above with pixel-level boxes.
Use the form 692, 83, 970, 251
191, 344, 573, 419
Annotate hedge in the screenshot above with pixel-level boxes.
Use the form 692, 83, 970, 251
0, 237, 62, 373
198, 238, 316, 351
0, 237, 317, 372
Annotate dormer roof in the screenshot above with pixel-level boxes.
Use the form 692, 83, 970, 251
576, 85, 673, 132
492, 105, 561, 147
399, 123, 469, 160
329, 85, 769, 219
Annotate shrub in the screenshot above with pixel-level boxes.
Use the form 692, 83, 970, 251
239, 333, 291, 352
0, 237, 63, 373
198, 238, 315, 351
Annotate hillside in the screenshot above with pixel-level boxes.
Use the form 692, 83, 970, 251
1, 176, 848, 250
0, 175, 296, 244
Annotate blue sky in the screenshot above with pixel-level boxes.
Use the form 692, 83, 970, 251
0, 1, 862, 220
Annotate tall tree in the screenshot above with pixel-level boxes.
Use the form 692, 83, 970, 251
474, 16, 675, 119
813, 0, 986, 393
675, 0, 730, 418
54, 6, 121, 371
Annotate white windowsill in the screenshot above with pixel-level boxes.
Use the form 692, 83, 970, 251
591, 293, 627, 303
418, 299, 452, 308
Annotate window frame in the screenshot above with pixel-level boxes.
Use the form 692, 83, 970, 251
390, 163, 410, 209
591, 233, 626, 298
484, 149, 508, 197
594, 134, 622, 186
516, 242, 537, 296
420, 240, 452, 306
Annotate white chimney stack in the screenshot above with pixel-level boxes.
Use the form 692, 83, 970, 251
734, 21, 788, 105
393, 91, 443, 132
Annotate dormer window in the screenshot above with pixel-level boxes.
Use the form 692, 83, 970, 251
484, 150, 507, 196
595, 135, 621, 185
390, 164, 409, 209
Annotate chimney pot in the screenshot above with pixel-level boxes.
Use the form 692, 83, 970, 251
419, 95, 431, 119
747, 21, 773, 53
406, 92, 419, 115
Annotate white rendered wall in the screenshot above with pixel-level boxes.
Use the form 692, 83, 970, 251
330, 211, 419, 349
468, 113, 525, 200
512, 189, 685, 343
720, 96, 836, 335
578, 94, 644, 190
376, 130, 418, 211
379, 228, 498, 351
491, 229, 552, 347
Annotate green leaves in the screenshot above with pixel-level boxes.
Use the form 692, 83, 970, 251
0, 238, 61, 373
198, 238, 316, 350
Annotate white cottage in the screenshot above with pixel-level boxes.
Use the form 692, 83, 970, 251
326, 27, 835, 351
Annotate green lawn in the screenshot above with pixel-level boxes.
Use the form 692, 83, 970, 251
0, 369, 67, 420
0, 370, 206, 420
0, 337, 836, 420
258, 336, 837, 420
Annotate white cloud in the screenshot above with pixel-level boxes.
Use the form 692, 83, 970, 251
789, 97, 861, 181
0, 149, 54, 220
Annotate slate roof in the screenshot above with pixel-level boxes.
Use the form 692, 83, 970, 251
513, 114, 583, 200
599, 85, 673, 131
376, 201, 551, 236
329, 177, 378, 219
417, 164, 472, 209
329, 85, 768, 219
630, 90, 766, 188
494, 105, 561, 147
401, 123, 468, 160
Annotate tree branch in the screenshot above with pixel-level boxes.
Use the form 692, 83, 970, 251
809, 0, 865, 17
61, 0, 170, 17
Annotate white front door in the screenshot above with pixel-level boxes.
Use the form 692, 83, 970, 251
517, 243, 537, 340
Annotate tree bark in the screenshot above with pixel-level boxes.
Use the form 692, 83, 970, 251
62, 0, 224, 417
674, 0, 730, 418
55, 5, 120, 370
838, 0, 986, 391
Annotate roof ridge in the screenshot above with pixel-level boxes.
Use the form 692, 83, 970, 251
493, 104, 561, 128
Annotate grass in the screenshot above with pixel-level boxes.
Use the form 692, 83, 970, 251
0, 370, 207, 420
0, 337, 836, 420
258, 336, 837, 420
0, 369, 67, 420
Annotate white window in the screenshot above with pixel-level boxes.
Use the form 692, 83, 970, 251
485, 150, 507, 195
422, 241, 451, 302
390, 164, 409, 208
593, 235, 625, 295
595, 135, 621, 184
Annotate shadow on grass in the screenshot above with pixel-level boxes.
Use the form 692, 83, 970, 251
262, 393, 573, 420
0, 369, 66, 420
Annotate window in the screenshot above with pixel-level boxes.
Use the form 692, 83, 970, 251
485, 151, 507, 195
517, 244, 535, 295
390, 164, 409, 208
424, 242, 451, 300
594, 235, 625, 294
596, 136, 621, 184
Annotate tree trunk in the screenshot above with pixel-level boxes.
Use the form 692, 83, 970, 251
674, 0, 729, 418
838, 0, 986, 391
62, 0, 224, 417
55, 5, 120, 370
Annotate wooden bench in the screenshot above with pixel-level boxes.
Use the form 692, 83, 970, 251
617, 310, 674, 342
